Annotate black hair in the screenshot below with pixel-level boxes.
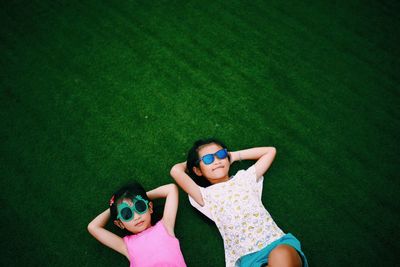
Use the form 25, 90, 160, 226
109, 182, 150, 222
186, 138, 230, 187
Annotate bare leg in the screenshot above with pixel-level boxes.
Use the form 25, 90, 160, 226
267, 245, 302, 267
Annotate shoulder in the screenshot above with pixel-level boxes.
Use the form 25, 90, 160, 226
233, 165, 258, 180
123, 233, 135, 244
231, 165, 263, 188
159, 219, 175, 237
188, 188, 215, 221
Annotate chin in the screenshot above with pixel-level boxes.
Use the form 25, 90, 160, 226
214, 170, 229, 179
208, 176, 228, 184
131, 221, 151, 233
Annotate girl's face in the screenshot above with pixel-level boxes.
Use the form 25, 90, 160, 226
195, 143, 230, 184
118, 198, 153, 234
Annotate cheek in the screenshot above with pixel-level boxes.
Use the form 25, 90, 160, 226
145, 210, 152, 217
200, 165, 213, 175
144, 213, 152, 225
144, 210, 152, 219
224, 158, 231, 168
222, 157, 230, 164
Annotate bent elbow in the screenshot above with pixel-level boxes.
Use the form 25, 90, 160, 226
87, 222, 94, 234
168, 183, 179, 195
170, 165, 182, 179
169, 167, 177, 179
170, 183, 178, 191
169, 165, 176, 176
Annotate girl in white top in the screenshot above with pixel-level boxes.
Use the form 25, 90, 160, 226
171, 138, 307, 267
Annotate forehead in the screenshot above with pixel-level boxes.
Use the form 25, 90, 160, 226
119, 197, 134, 206
198, 143, 223, 156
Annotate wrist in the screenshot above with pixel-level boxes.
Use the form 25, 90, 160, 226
230, 151, 241, 163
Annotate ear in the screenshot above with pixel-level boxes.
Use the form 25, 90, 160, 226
149, 202, 154, 214
193, 166, 203, 176
114, 220, 125, 229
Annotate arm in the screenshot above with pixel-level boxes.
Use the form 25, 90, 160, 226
170, 162, 204, 206
87, 209, 128, 258
146, 184, 179, 236
230, 147, 276, 179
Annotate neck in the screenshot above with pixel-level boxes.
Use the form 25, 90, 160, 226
208, 175, 230, 184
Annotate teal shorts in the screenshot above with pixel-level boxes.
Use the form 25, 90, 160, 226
235, 233, 308, 267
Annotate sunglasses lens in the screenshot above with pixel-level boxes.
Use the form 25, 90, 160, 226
202, 154, 214, 165
134, 200, 148, 214
216, 149, 227, 159
120, 207, 133, 221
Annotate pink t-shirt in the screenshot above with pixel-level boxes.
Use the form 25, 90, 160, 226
123, 220, 186, 267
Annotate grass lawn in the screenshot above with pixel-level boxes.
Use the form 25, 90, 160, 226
1, 0, 399, 266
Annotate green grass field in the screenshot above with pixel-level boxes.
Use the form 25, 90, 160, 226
1, 0, 399, 266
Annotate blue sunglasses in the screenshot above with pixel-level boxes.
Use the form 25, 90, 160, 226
198, 148, 228, 165
117, 195, 149, 222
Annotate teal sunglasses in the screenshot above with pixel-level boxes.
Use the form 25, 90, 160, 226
117, 195, 149, 222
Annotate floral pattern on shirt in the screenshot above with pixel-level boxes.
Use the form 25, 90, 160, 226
190, 165, 285, 267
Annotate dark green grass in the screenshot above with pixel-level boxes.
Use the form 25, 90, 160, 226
1, 0, 399, 266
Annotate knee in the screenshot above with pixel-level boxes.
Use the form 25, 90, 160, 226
268, 245, 302, 267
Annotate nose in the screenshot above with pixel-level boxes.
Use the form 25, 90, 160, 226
133, 212, 141, 221
213, 156, 223, 164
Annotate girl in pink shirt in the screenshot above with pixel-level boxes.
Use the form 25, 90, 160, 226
88, 182, 186, 267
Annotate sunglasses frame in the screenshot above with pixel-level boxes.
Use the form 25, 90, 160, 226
117, 195, 149, 222
198, 148, 228, 165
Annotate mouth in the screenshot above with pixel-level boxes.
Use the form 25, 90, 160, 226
135, 221, 144, 227
212, 165, 224, 171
